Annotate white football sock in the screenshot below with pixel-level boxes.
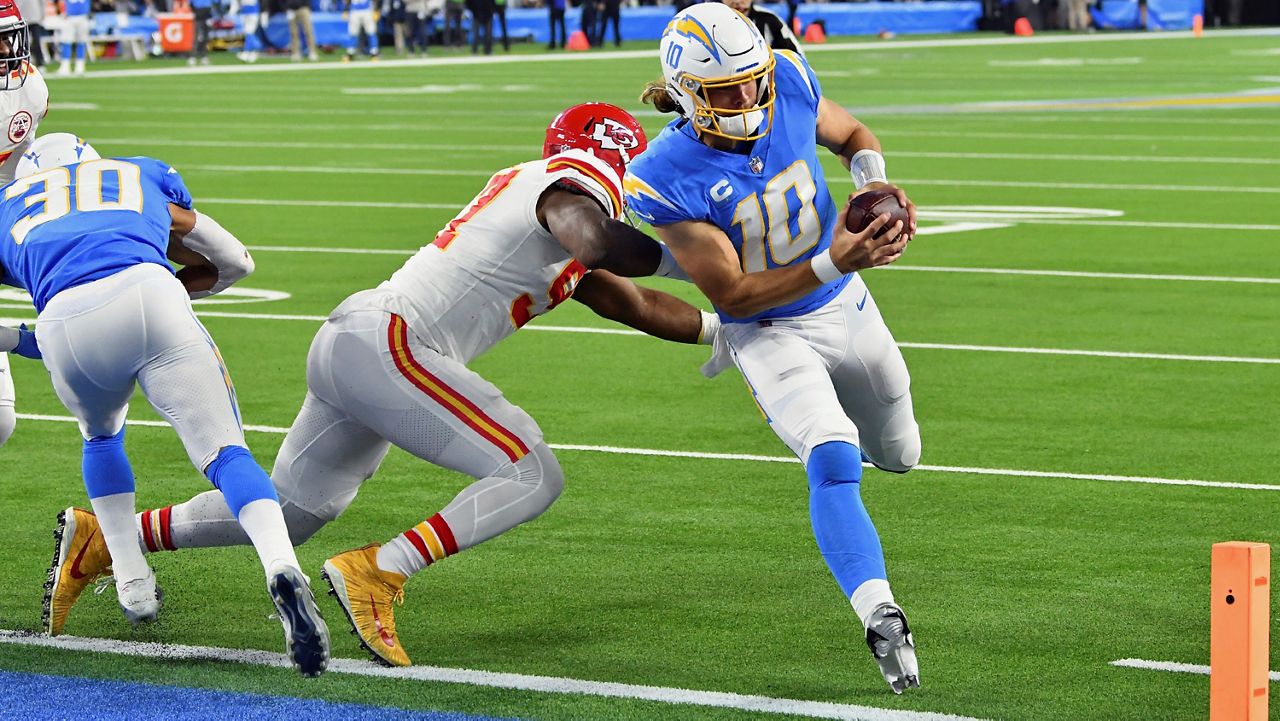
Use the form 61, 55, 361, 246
236, 498, 301, 576
375, 535, 424, 577
850, 578, 896, 628
90, 492, 151, 583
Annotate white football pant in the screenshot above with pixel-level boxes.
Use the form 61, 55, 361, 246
271, 308, 561, 550
35, 263, 247, 470
724, 275, 921, 470
0, 352, 13, 447
59, 15, 91, 45
347, 10, 378, 52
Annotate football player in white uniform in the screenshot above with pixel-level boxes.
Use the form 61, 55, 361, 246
0, 0, 48, 450
47, 103, 718, 667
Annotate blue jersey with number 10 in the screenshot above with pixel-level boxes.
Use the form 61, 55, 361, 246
625, 50, 849, 324
0, 156, 193, 312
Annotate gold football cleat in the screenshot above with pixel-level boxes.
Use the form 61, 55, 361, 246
44, 507, 113, 636
322, 544, 410, 667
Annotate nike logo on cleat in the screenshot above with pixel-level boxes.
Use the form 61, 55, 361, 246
68, 529, 97, 580
370, 594, 396, 648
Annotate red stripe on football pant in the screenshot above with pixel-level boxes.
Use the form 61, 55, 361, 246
386, 316, 529, 462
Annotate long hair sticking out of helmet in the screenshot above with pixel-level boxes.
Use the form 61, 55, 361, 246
0, 0, 29, 90
657, 3, 776, 142
543, 102, 649, 180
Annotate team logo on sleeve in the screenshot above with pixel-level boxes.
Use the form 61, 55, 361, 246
8, 111, 32, 144
590, 119, 640, 152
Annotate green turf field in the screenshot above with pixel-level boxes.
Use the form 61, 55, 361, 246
1, 29, 1278, 720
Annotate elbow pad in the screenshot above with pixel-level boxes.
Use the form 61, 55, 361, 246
184, 211, 254, 297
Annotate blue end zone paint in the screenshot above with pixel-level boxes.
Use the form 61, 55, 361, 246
0, 670, 519, 721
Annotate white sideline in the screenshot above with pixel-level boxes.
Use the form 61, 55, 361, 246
1111, 658, 1280, 681
1, 306, 1277, 364
0, 632, 981, 721
56, 28, 1280, 80
14, 413, 1280, 493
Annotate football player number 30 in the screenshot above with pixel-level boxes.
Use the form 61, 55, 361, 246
5, 159, 144, 245
730, 160, 821, 272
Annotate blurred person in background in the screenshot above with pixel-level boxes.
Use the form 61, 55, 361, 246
286, 0, 318, 60
188, 0, 211, 65
467, 0, 492, 54
597, 0, 619, 47
492, 0, 506, 51
721, 0, 801, 54
55, 0, 90, 76
1062, 0, 1090, 31
443, 0, 463, 47
382, 0, 405, 53
403, 0, 433, 54
14, 0, 42, 67
233, 0, 264, 62
344, 0, 379, 60
577, 0, 596, 46
546, 0, 564, 48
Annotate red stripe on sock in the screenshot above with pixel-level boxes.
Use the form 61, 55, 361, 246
158, 506, 174, 551
426, 514, 458, 556
404, 528, 435, 565
140, 510, 158, 553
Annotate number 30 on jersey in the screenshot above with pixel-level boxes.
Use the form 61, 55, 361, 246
5, 159, 144, 245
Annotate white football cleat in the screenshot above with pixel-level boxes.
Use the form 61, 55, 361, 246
865, 603, 920, 694
267, 562, 330, 677
116, 570, 163, 626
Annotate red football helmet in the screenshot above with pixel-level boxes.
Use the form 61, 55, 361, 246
0, 0, 29, 90
543, 102, 648, 179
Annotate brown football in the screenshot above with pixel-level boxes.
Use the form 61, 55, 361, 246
845, 189, 909, 239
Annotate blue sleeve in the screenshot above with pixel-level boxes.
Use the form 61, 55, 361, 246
154, 160, 194, 209
624, 156, 706, 228
125, 156, 194, 209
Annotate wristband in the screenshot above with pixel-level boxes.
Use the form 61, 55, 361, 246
697, 311, 720, 346
810, 248, 843, 284
849, 149, 888, 190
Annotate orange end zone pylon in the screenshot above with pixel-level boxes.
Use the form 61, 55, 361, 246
1211, 542, 1270, 721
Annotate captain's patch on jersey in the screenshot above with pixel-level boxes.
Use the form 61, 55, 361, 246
7, 111, 31, 144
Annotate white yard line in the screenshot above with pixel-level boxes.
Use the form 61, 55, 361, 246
892, 178, 1280, 195
0, 632, 980, 721
881, 266, 1280, 285
1111, 658, 1280, 681
184, 167, 1280, 194
892, 151, 1280, 166
14, 413, 1280, 493
1, 307, 1276, 364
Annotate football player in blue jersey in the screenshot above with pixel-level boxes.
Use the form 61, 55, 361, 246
54, 0, 89, 76
0, 133, 330, 677
626, 3, 922, 693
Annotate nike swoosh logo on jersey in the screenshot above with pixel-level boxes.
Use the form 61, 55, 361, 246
370, 593, 397, 648
68, 529, 98, 580
856, 290, 869, 311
